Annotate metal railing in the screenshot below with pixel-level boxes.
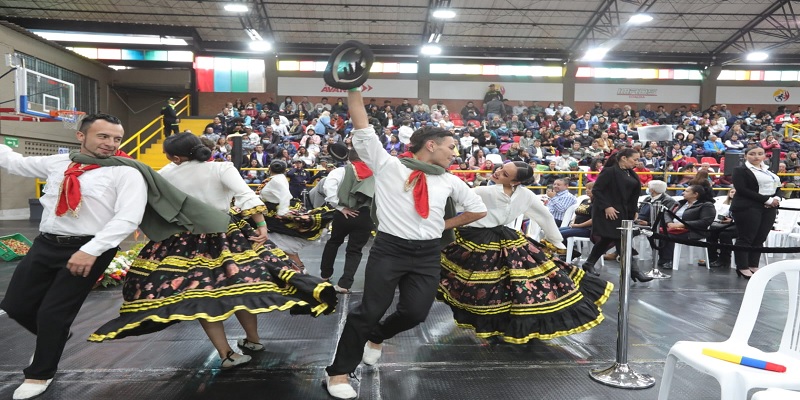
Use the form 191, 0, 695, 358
120, 94, 191, 158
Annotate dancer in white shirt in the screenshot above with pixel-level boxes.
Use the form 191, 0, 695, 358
0, 114, 148, 400
257, 160, 335, 271
324, 86, 487, 399
90, 133, 337, 370
438, 161, 613, 344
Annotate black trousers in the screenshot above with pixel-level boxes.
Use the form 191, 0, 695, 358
732, 207, 777, 270
708, 224, 736, 263
164, 122, 180, 136
319, 207, 374, 289
326, 232, 440, 376
0, 235, 116, 380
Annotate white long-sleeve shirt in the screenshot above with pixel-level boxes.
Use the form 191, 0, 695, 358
0, 145, 147, 256
351, 127, 486, 240
323, 166, 346, 211
158, 160, 263, 213
259, 174, 292, 216
467, 184, 564, 248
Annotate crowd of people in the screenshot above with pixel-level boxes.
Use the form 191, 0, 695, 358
200, 91, 800, 201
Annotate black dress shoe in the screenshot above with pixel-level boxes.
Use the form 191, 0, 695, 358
631, 270, 654, 282
709, 260, 730, 269
581, 263, 600, 276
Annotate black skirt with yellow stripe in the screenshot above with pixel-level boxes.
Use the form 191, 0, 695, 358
438, 226, 613, 344
90, 209, 337, 342
263, 200, 335, 241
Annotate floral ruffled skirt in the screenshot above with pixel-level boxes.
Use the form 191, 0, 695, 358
90, 212, 337, 342
438, 226, 613, 344
263, 200, 335, 241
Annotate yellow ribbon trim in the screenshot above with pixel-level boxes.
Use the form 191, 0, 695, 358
454, 312, 606, 343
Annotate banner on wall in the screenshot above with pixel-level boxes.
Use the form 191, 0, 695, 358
716, 86, 794, 104
575, 83, 699, 103
429, 81, 563, 101
278, 77, 418, 97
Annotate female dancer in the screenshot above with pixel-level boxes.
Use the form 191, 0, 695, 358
90, 133, 337, 369
258, 160, 334, 272
439, 161, 614, 343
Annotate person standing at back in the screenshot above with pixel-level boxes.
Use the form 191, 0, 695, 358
730, 146, 781, 279
160, 97, 180, 136
319, 143, 376, 294
0, 114, 148, 399
324, 87, 487, 399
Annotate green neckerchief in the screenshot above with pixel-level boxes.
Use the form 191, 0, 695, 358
336, 163, 375, 215
397, 157, 456, 245
70, 153, 231, 242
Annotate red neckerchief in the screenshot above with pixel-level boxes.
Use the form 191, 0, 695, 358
351, 161, 373, 180
56, 150, 132, 217
398, 151, 430, 218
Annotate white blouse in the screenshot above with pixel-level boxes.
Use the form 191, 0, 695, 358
745, 161, 781, 202
159, 160, 263, 212
259, 174, 292, 216
466, 184, 564, 248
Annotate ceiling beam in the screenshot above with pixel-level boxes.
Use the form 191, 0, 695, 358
711, 0, 792, 56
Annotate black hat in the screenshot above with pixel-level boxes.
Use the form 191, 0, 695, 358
329, 142, 349, 162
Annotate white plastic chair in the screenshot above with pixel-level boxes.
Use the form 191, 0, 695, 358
672, 239, 710, 270
766, 199, 800, 261
485, 153, 503, 166
560, 203, 579, 229
658, 260, 800, 400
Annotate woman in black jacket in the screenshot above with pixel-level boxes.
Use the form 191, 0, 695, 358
659, 185, 717, 267
580, 147, 653, 282
730, 146, 781, 279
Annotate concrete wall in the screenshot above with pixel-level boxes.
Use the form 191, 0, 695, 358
0, 23, 121, 216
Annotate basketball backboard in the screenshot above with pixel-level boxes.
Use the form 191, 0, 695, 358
13, 66, 75, 120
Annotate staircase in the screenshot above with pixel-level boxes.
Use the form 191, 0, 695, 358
135, 117, 211, 169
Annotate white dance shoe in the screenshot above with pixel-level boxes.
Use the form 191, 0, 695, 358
362, 342, 382, 365
325, 374, 357, 399
13, 379, 52, 400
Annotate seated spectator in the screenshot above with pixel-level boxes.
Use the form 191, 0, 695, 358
781, 135, 800, 154
201, 126, 220, 145
658, 184, 716, 268
460, 101, 481, 122
707, 188, 736, 268
724, 133, 745, 153
635, 180, 679, 268
544, 178, 577, 226
703, 134, 726, 162
633, 161, 652, 188
468, 149, 486, 170
292, 146, 316, 167
761, 134, 781, 154
473, 160, 496, 187
241, 159, 266, 185
560, 181, 595, 260
249, 144, 270, 168
385, 135, 404, 154
450, 161, 475, 186
286, 160, 309, 199
555, 152, 578, 171
479, 130, 500, 154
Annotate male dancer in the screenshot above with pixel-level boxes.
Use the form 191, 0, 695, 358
324, 88, 487, 398
0, 114, 147, 399
319, 143, 375, 294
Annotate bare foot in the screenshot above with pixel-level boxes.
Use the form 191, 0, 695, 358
23, 379, 49, 385
366, 341, 382, 350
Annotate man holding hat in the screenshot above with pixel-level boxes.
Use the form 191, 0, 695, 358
160, 97, 180, 136
319, 143, 376, 294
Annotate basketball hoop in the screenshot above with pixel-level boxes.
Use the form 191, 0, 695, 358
50, 110, 86, 130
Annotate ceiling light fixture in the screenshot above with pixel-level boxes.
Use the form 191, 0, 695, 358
249, 41, 272, 52
746, 51, 769, 62
432, 9, 456, 19
421, 45, 442, 55
32, 31, 187, 45
628, 14, 654, 24
224, 4, 249, 12
428, 33, 436, 43
582, 47, 609, 61
245, 28, 263, 41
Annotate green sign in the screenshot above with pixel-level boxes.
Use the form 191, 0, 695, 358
4, 136, 19, 148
